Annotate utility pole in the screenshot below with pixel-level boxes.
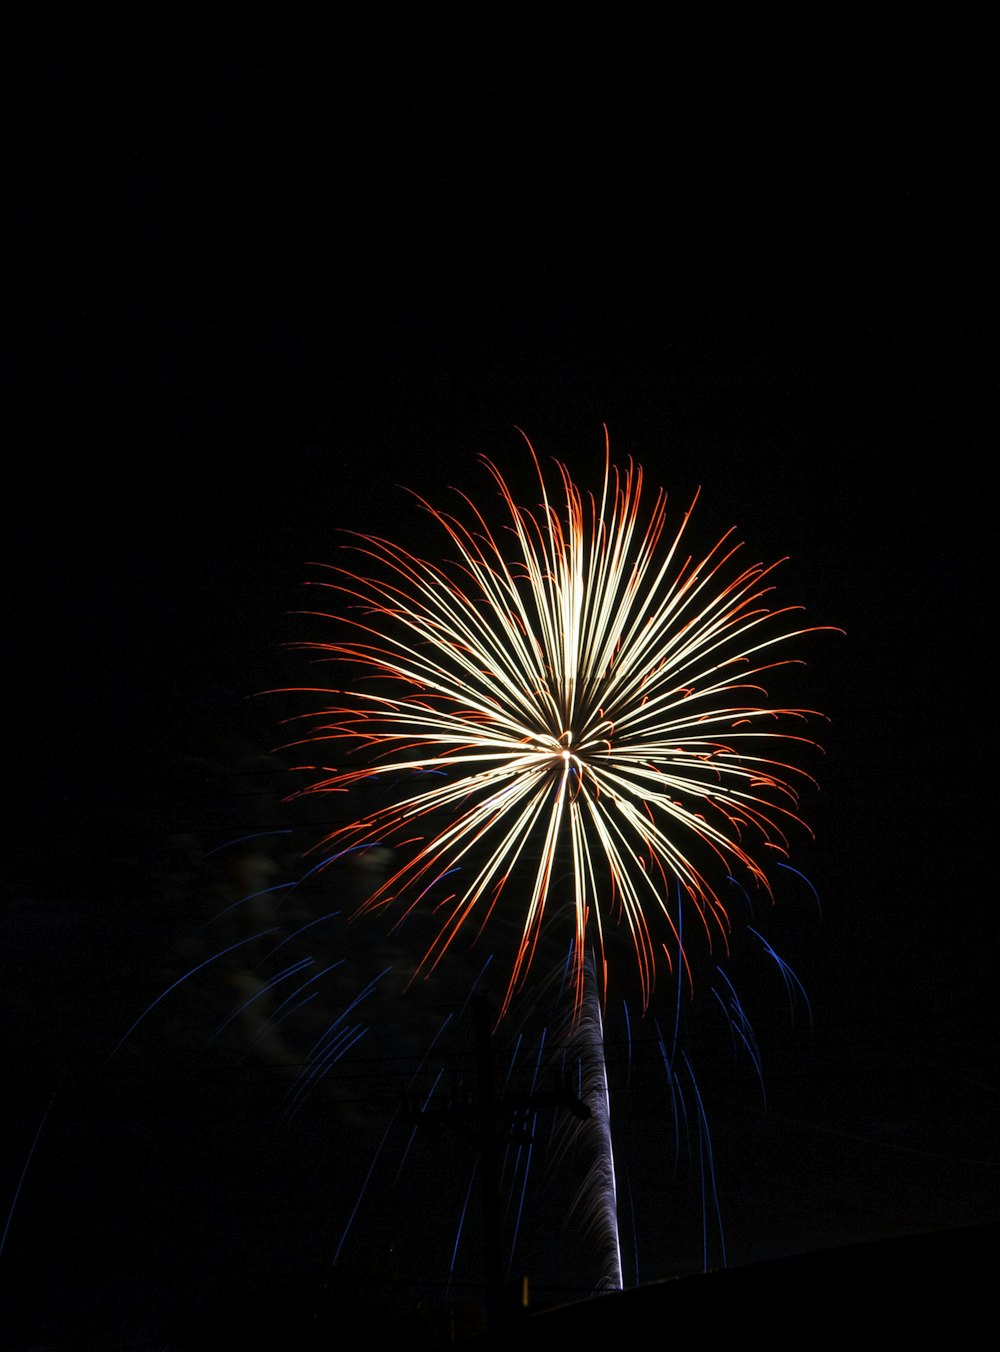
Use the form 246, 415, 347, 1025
473, 991, 506, 1331
403, 992, 590, 1333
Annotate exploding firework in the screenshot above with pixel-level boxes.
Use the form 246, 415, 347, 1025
287, 431, 829, 1029
257, 430, 837, 1300
3, 433, 831, 1323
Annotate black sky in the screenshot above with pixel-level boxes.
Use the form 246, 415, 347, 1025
4, 13, 997, 1346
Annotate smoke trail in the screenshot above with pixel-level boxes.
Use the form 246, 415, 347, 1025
561, 951, 623, 1291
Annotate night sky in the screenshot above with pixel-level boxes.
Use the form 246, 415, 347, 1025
5, 14, 996, 1348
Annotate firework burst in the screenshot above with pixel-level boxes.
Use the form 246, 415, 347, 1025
287, 431, 828, 1026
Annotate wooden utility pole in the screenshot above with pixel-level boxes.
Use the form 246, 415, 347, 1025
472, 991, 506, 1330
403, 991, 590, 1332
